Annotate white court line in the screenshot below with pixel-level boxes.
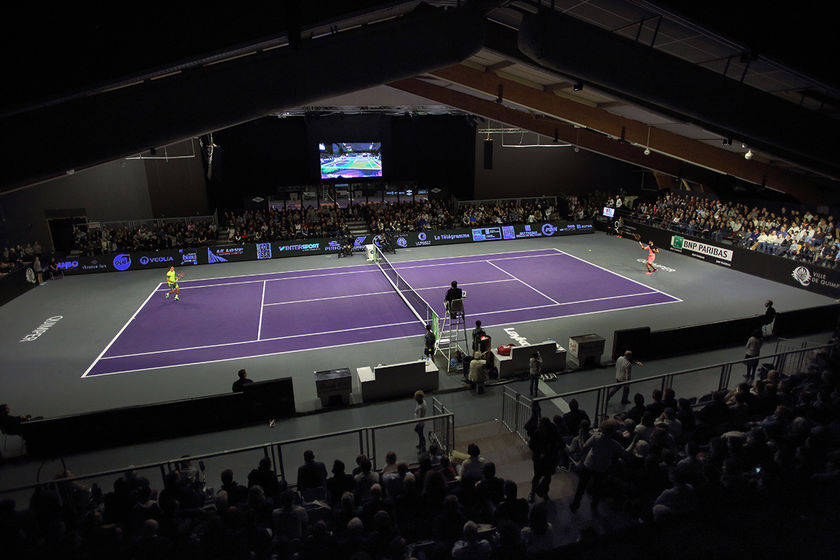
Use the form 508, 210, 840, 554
165, 247, 554, 285
478, 299, 680, 330
465, 290, 662, 318
413, 278, 518, 292
162, 268, 380, 290
176, 260, 375, 283
393, 251, 558, 271
485, 260, 562, 305
551, 247, 683, 303
81, 283, 163, 378
99, 320, 419, 360
257, 281, 267, 340
85, 331, 424, 379
263, 290, 395, 306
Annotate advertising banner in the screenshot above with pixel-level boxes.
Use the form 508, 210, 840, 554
669, 235, 734, 266
631, 222, 840, 298
57, 221, 594, 275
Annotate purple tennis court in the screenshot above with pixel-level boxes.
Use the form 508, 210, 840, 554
83, 248, 680, 377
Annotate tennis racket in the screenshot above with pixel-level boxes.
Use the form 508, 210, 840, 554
634, 233, 641, 241
177, 272, 186, 280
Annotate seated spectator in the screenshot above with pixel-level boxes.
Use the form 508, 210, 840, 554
353, 457, 379, 505
337, 517, 369, 557
452, 520, 492, 560
475, 462, 504, 521
0, 403, 34, 435
646, 389, 665, 418
297, 450, 328, 501
697, 390, 731, 432
381, 451, 399, 475
459, 443, 486, 483
331, 492, 358, 536
300, 520, 337, 559
47, 256, 63, 280
629, 412, 657, 446
520, 502, 556, 554
219, 468, 248, 507
248, 457, 283, 501
360, 484, 389, 528
392, 474, 420, 542
422, 470, 449, 518
231, 368, 253, 392
327, 459, 355, 506
351, 454, 368, 476
438, 455, 458, 482
413, 453, 433, 491
655, 407, 683, 442
431, 493, 465, 545
652, 465, 697, 521
492, 519, 526, 559
625, 393, 647, 424
367, 510, 397, 559
493, 480, 528, 528
676, 398, 697, 435
662, 388, 678, 411
381, 461, 409, 499
427, 444, 443, 469
273, 488, 308, 542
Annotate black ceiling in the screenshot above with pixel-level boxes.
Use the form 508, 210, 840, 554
2, 0, 837, 197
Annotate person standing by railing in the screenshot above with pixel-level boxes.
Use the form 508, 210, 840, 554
413, 390, 427, 453
607, 350, 641, 405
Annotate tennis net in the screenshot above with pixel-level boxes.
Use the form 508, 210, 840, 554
375, 248, 439, 334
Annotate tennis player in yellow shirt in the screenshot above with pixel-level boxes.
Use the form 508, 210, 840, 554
165, 266, 182, 301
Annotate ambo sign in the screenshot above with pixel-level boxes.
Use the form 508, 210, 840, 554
671, 235, 733, 264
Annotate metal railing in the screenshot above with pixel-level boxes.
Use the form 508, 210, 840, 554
501, 343, 832, 441
0, 398, 455, 506
430, 397, 455, 455
500, 386, 535, 443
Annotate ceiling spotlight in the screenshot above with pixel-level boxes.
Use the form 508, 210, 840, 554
573, 79, 583, 92
644, 147, 651, 156
574, 146, 580, 153
745, 149, 753, 160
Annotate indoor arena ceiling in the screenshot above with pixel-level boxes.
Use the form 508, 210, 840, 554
1, 1, 838, 203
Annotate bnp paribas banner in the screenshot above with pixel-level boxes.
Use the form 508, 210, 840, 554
670, 235, 734, 266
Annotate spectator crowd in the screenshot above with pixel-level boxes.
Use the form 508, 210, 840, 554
4, 332, 840, 558
54, 197, 568, 258
71, 218, 218, 257
0, 440, 559, 559
628, 192, 840, 268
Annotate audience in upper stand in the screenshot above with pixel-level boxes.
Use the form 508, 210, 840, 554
49, 196, 572, 258
627, 191, 840, 268
71, 218, 217, 256
1, 242, 47, 275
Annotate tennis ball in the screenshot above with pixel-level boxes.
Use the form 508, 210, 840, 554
588, 249, 591, 252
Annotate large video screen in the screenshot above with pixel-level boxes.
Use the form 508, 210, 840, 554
319, 142, 382, 179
